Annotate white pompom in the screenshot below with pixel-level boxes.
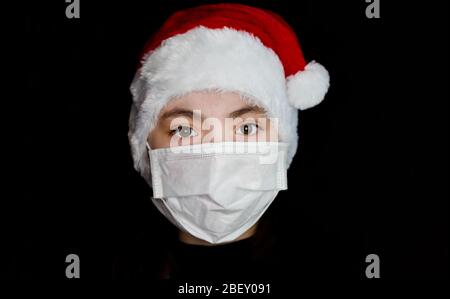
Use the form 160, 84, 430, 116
286, 61, 330, 110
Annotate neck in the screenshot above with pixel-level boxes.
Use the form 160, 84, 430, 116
179, 223, 258, 246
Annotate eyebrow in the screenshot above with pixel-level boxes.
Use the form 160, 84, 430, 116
160, 108, 202, 121
159, 105, 267, 121
228, 105, 266, 118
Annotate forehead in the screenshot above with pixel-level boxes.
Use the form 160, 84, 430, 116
161, 91, 264, 118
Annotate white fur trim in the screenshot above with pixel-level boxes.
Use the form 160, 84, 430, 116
286, 61, 330, 110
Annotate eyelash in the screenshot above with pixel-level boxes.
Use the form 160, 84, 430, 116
236, 123, 260, 135
168, 122, 263, 138
169, 125, 197, 138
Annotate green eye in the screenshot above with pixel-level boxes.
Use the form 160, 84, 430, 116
236, 123, 259, 135
172, 125, 198, 138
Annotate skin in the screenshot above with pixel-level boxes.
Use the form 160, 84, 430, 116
148, 90, 278, 246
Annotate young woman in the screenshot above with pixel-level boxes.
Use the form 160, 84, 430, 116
115, 3, 330, 279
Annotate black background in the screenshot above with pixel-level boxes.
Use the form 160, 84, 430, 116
6, 0, 448, 281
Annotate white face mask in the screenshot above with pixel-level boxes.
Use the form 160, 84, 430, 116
147, 142, 288, 244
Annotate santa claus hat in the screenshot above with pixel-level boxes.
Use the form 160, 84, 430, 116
129, 3, 330, 179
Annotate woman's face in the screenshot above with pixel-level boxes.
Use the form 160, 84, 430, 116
148, 91, 279, 245
149, 91, 278, 149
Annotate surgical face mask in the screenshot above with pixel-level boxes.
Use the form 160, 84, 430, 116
147, 141, 288, 244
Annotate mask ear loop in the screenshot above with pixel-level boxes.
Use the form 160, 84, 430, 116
146, 142, 164, 198
277, 145, 288, 190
